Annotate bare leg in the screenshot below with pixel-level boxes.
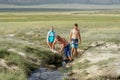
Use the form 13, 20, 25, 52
68, 56, 73, 61
74, 48, 78, 58
71, 48, 74, 58
47, 42, 52, 49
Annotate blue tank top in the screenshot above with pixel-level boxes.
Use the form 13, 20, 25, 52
48, 31, 55, 43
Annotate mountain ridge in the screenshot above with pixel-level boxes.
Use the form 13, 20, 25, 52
0, 0, 120, 5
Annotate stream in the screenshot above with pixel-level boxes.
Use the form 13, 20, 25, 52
28, 52, 69, 80
28, 68, 68, 80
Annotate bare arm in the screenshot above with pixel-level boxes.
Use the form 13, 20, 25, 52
47, 32, 49, 42
69, 30, 72, 42
52, 39, 57, 49
78, 30, 82, 43
59, 44, 65, 53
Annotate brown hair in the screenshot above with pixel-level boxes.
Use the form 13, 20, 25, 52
56, 35, 60, 39
56, 35, 61, 41
74, 23, 78, 27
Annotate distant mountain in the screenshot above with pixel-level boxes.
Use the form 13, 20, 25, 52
0, 0, 120, 5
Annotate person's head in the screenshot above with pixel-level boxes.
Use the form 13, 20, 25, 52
74, 23, 78, 29
50, 26, 54, 31
56, 35, 61, 41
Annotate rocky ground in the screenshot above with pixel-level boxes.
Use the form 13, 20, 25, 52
66, 42, 120, 80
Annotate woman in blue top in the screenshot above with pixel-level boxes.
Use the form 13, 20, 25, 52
47, 26, 56, 49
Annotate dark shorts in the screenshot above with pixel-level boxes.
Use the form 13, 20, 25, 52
71, 39, 78, 48
63, 44, 71, 57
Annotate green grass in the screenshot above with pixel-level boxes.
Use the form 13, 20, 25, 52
0, 70, 27, 80
0, 14, 120, 22
0, 45, 61, 80
0, 49, 28, 80
0, 11, 120, 80
0, 48, 10, 58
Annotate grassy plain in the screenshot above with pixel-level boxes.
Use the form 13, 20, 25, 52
0, 11, 120, 80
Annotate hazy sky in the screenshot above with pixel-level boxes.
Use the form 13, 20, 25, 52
0, 0, 120, 5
